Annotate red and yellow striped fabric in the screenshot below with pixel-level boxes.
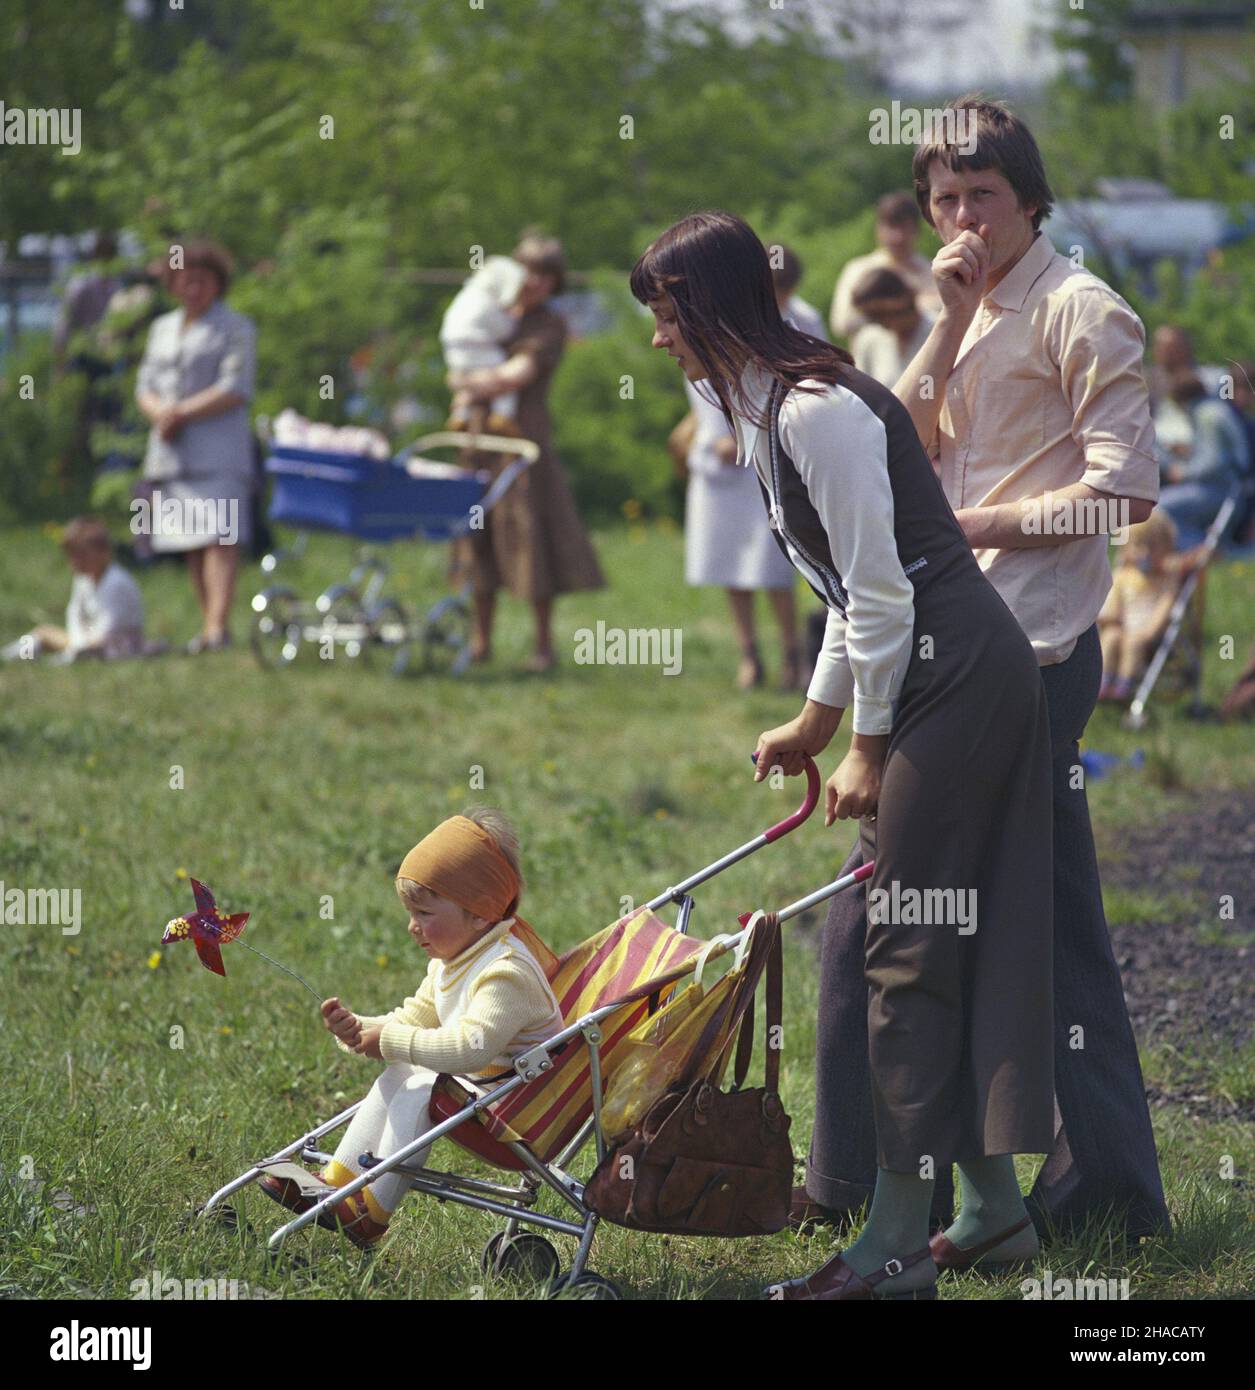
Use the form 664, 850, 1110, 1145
442, 908, 706, 1163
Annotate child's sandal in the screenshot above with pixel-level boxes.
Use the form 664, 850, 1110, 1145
333, 1192, 390, 1250
257, 1162, 343, 1228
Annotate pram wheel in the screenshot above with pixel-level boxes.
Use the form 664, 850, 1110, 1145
548, 1270, 622, 1301
316, 584, 369, 660
363, 598, 414, 675
421, 594, 472, 674
250, 588, 303, 668
481, 1231, 561, 1284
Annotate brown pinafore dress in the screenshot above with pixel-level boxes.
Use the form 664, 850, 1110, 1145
762, 372, 1056, 1170
447, 305, 605, 602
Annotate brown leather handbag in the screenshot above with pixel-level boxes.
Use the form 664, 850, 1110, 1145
583, 913, 793, 1237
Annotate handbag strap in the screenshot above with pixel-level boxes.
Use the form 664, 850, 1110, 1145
684, 911, 783, 1092
678, 919, 767, 1090
731, 914, 782, 1091
763, 914, 783, 1093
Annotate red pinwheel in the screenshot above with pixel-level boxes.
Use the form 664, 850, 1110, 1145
162, 878, 250, 977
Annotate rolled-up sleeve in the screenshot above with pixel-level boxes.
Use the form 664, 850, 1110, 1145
216, 312, 257, 400
1054, 289, 1159, 503
781, 389, 916, 734
806, 606, 856, 710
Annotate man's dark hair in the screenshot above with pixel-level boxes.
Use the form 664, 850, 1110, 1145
912, 94, 1054, 232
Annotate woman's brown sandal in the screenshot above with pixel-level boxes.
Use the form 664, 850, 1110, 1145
929, 1215, 1038, 1275
765, 1246, 938, 1301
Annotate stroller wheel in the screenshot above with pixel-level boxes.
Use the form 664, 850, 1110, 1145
191, 1200, 250, 1235
481, 1231, 561, 1284
549, 1269, 622, 1301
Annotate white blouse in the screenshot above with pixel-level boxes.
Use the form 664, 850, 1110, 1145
730, 362, 916, 735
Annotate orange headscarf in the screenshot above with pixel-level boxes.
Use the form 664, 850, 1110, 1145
397, 816, 559, 979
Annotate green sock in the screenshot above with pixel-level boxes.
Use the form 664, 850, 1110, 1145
840, 1168, 936, 1286
945, 1154, 1031, 1249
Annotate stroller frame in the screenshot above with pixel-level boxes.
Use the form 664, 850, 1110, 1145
200, 757, 875, 1294
1125, 483, 1244, 730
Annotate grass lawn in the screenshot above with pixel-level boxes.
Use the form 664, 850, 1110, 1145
1, 521, 1251, 1300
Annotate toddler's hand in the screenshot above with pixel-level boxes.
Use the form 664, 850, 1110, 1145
321, 996, 361, 1046
354, 1026, 384, 1061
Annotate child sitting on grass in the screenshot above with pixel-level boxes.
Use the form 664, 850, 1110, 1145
1098, 509, 1181, 703
1, 516, 144, 664
260, 808, 562, 1249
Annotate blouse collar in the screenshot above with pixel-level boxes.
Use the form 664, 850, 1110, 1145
731, 360, 779, 470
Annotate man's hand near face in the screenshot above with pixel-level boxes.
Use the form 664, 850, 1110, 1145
932, 224, 992, 319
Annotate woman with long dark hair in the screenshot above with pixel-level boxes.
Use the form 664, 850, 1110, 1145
631, 212, 1055, 1301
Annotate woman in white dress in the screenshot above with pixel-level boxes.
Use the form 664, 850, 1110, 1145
136, 241, 257, 653
678, 246, 824, 690
682, 375, 800, 688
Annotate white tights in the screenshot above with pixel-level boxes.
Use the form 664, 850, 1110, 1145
330, 1063, 438, 1214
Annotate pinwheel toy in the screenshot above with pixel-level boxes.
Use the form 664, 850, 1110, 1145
162, 878, 322, 998
163, 878, 249, 976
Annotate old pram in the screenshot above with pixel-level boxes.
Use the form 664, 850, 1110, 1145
250, 430, 536, 675
200, 755, 874, 1299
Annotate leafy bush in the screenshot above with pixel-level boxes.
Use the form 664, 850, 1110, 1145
549, 271, 688, 523
0, 337, 91, 524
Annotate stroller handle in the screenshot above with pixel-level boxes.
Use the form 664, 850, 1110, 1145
641, 752, 821, 913
751, 751, 822, 842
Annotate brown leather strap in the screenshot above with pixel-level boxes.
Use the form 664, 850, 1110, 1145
762, 913, 783, 1093
707, 911, 784, 1093
732, 994, 755, 1089
930, 1214, 1032, 1269
861, 1244, 935, 1288
680, 914, 775, 1090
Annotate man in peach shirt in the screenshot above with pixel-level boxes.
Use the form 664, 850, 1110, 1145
799, 96, 1171, 1262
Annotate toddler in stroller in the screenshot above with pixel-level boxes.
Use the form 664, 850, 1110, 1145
259, 807, 562, 1248
1098, 509, 1181, 704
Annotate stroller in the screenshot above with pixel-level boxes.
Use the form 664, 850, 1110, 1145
250, 429, 536, 675
1124, 482, 1246, 730
200, 755, 874, 1299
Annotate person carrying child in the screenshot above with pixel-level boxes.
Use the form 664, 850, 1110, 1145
440, 256, 529, 436
259, 808, 563, 1249
1, 516, 145, 664
1097, 509, 1181, 704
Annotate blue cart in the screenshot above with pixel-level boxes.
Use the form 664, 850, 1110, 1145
250, 430, 536, 674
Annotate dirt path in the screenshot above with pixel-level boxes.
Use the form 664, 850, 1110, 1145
1096, 790, 1255, 1122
